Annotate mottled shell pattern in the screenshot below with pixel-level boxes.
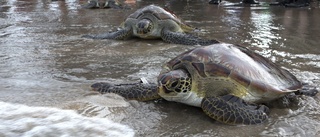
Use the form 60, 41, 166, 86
161, 43, 302, 103
126, 5, 194, 32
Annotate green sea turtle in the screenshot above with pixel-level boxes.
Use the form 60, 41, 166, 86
82, 5, 218, 46
91, 43, 318, 125
82, 0, 123, 9
209, 0, 259, 5
269, 0, 310, 7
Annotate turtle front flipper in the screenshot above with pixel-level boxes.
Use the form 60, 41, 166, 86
161, 29, 219, 46
201, 95, 269, 125
82, 27, 133, 40
91, 82, 161, 101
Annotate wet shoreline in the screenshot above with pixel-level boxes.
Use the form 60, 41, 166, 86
0, 0, 319, 136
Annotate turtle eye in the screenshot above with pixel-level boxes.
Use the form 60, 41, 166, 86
168, 80, 183, 93
163, 80, 180, 93
147, 23, 152, 32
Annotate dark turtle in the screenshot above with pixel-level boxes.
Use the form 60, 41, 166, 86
269, 0, 310, 7
82, 5, 218, 46
91, 43, 318, 125
82, 0, 123, 9
209, 0, 259, 5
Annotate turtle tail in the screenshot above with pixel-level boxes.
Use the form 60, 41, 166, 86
91, 82, 161, 101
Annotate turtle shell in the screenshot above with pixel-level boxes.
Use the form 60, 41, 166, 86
162, 43, 302, 102
126, 5, 194, 32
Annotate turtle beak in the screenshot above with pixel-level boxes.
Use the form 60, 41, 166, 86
137, 26, 147, 35
137, 29, 143, 35
136, 19, 151, 35
157, 73, 174, 94
158, 84, 179, 101
96, 2, 103, 8
158, 86, 171, 96
157, 82, 163, 93
158, 86, 163, 94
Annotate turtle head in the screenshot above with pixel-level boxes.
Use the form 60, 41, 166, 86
157, 69, 192, 97
136, 19, 153, 35
104, 0, 122, 9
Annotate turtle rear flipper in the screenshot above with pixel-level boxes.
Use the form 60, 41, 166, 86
91, 82, 161, 101
295, 83, 318, 96
161, 29, 219, 46
82, 27, 133, 40
201, 95, 269, 125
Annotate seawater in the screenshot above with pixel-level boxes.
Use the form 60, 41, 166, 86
0, 101, 134, 137
0, 0, 319, 136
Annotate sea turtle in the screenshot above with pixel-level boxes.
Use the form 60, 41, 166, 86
82, 0, 123, 9
90, 43, 318, 125
82, 5, 218, 46
269, 0, 310, 7
209, 0, 259, 5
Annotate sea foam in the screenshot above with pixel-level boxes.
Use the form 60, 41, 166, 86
0, 101, 135, 137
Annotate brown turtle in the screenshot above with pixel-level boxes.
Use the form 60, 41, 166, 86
91, 43, 318, 125
82, 5, 218, 46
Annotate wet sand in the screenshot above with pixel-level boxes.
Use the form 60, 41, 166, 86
0, 0, 319, 136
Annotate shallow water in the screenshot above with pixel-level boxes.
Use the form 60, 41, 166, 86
0, 0, 319, 136
0, 100, 135, 137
